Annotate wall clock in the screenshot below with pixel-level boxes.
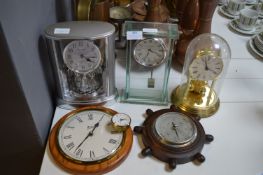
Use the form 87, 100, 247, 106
171, 33, 231, 117
121, 21, 179, 105
44, 21, 117, 107
49, 106, 133, 175
134, 105, 213, 170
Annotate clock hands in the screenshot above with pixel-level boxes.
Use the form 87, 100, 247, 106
204, 57, 209, 71
74, 115, 105, 152
148, 48, 162, 57
80, 54, 96, 63
172, 122, 179, 137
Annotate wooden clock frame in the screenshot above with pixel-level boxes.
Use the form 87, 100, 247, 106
48, 106, 133, 175
134, 105, 214, 170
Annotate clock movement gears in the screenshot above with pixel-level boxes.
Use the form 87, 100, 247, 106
171, 33, 231, 117
65, 67, 104, 96
49, 106, 133, 175
133, 105, 213, 170
133, 38, 166, 67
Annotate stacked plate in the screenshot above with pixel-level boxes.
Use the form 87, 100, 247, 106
249, 32, 263, 58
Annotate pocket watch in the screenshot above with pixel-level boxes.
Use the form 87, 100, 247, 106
171, 33, 231, 117
49, 106, 133, 175
133, 38, 166, 67
111, 113, 131, 132
134, 105, 214, 170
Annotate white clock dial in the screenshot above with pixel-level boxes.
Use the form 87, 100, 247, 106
133, 38, 166, 67
57, 110, 123, 162
154, 112, 197, 147
189, 55, 224, 81
63, 40, 102, 74
111, 113, 131, 127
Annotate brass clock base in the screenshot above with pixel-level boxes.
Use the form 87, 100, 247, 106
171, 84, 220, 118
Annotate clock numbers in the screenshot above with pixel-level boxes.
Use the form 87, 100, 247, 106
58, 110, 124, 162
90, 150, 95, 159
109, 139, 117, 144
103, 147, 110, 153
189, 55, 223, 81
67, 126, 75, 129
76, 149, 83, 157
63, 40, 101, 73
64, 135, 72, 139
76, 116, 83, 123
88, 113, 93, 120
134, 39, 166, 67
66, 142, 75, 150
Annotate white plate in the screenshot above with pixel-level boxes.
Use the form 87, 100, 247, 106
251, 5, 263, 18
228, 19, 263, 35
248, 36, 263, 58
246, 0, 258, 5
218, 5, 239, 19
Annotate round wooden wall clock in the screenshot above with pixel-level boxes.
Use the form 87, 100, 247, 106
134, 105, 213, 170
49, 106, 133, 175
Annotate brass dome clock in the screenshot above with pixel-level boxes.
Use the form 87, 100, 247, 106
171, 33, 231, 118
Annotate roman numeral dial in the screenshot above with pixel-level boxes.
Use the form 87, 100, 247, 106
57, 110, 123, 163
189, 55, 223, 81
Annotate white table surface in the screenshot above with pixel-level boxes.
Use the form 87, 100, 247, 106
39, 7, 263, 175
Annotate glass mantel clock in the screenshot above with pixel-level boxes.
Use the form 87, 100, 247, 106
121, 21, 179, 105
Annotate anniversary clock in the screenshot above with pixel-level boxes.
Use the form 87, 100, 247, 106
45, 21, 117, 107
49, 106, 133, 175
121, 21, 179, 105
171, 33, 231, 117
134, 105, 213, 170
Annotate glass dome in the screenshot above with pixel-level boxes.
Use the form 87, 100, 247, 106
171, 33, 231, 117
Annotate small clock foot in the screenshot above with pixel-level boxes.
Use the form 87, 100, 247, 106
194, 153, 205, 163
133, 126, 144, 134
168, 159, 177, 169
170, 105, 177, 111
141, 147, 152, 157
146, 109, 154, 115
205, 134, 214, 143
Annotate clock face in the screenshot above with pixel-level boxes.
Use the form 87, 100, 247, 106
57, 110, 123, 163
133, 38, 166, 67
154, 112, 197, 147
189, 55, 224, 81
63, 40, 102, 74
111, 113, 131, 127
